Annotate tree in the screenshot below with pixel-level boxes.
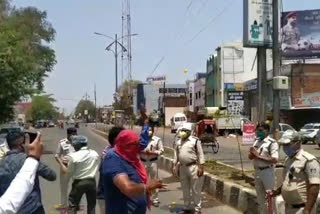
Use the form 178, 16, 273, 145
113, 80, 141, 116
75, 100, 95, 120
27, 95, 59, 121
0, 0, 56, 122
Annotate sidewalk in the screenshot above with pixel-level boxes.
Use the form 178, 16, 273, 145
151, 170, 241, 214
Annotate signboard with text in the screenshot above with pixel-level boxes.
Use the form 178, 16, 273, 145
227, 92, 244, 116
243, 0, 273, 47
242, 123, 256, 145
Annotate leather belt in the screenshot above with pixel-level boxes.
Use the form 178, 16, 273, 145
290, 203, 305, 209
181, 161, 197, 167
141, 157, 158, 162
257, 166, 271, 170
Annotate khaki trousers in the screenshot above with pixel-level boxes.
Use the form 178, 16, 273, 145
143, 159, 159, 202
60, 169, 70, 206
254, 167, 275, 214
179, 165, 204, 212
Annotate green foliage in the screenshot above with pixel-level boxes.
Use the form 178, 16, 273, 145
75, 100, 95, 119
113, 80, 141, 116
0, 0, 56, 122
28, 95, 59, 121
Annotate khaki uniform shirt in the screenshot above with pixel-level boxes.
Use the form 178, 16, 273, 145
56, 138, 75, 164
174, 136, 205, 165
281, 149, 320, 205
252, 136, 279, 169
140, 136, 164, 160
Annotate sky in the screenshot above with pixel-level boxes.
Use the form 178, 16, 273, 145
12, 0, 318, 114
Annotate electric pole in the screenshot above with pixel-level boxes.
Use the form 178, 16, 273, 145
272, 0, 281, 132
115, 34, 118, 92
257, 47, 267, 123
94, 83, 97, 128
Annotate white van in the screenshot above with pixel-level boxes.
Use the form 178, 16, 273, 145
170, 113, 187, 133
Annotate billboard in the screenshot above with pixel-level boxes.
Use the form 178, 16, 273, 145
243, 0, 273, 47
282, 9, 320, 59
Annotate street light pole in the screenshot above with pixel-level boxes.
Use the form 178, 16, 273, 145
115, 34, 118, 92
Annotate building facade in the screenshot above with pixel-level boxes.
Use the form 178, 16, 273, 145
205, 41, 272, 112
133, 83, 187, 116
194, 73, 206, 112
186, 80, 195, 112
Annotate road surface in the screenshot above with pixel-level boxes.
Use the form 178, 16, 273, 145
91, 123, 320, 171
39, 126, 241, 214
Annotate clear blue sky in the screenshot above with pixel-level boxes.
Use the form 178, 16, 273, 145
13, 0, 317, 114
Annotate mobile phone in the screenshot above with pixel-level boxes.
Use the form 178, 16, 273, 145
25, 131, 38, 143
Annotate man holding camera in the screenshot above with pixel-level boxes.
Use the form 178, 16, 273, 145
0, 131, 56, 214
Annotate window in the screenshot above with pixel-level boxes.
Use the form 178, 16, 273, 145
199, 92, 201, 99
190, 93, 192, 99
190, 100, 192, 105
196, 93, 198, 99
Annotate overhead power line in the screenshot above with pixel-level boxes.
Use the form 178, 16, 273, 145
185, 0, 235, 45
147, 0, 196, 78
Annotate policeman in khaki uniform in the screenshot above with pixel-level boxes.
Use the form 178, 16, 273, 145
271, 131, 320, 214
140, 126, 164, 207
249, 122, 279, 214
173, 123, 205, 214
55, 127, 77, 208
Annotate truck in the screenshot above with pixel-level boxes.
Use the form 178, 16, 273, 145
205, 107, 249, 136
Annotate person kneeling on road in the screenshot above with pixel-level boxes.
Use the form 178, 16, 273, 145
269, 131, 320, 214
56, 135, 99, 214
173, 123, 205, 214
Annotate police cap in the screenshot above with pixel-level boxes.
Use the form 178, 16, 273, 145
278, 130, 301, 145
71, 135, 88, 147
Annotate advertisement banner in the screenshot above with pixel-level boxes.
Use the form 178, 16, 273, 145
242, 123, 256, 145
243, 0, 273, 47
293, 92, 320, 108
282, 9, 320, 59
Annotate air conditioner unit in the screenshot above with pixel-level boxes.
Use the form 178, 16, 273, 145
273, 76, 289, 90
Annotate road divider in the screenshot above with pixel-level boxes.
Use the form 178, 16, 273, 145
90, 127, 259, 213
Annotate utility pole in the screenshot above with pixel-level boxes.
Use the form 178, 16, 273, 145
257, 48, 267, 123
115, 34, 118, 92
94, 83, 97, 128
272, 0, 281, 132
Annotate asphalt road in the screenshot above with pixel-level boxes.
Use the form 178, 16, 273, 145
91, 123, 320, 171
38, 126, 240, 214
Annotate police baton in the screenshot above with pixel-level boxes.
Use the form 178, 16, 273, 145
266, 190, 273, 214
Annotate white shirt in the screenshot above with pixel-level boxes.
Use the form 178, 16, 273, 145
56, 138, 75, 164
140, 136, 164, 160
174, 136, 205, 165
0, 158, 39, 214
252, 136, 279, 168
68, 147, 99, 180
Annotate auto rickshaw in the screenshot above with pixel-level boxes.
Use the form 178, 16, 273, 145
195, 119, 219, 153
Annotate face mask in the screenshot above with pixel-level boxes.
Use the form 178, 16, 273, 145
148, 131, 153, 137
256, 131, 266, 140
283, 146, 296, 157
179, 131, 189, 140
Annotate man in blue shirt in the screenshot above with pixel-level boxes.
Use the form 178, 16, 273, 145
0, 131, 56, 214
